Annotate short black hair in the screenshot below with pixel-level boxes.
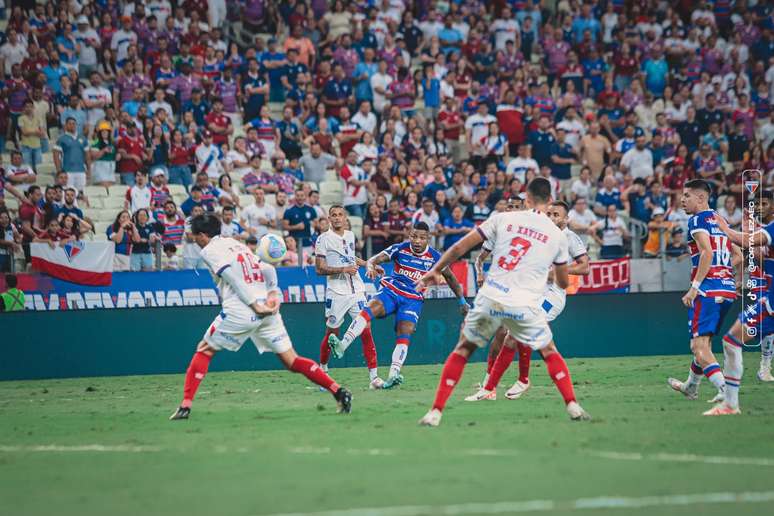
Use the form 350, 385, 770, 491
413, 221, 430, 232
245, 236, 258, 245
685, 179, 711, 195
222, 205, 235, 213
190, 186, 202, 193
527, 177, 552, 203
329, 204, 345, 213
190, 213, 221, 238
163, 243, 177, 254
551, 200, 570, 213
5, 274, 17, 289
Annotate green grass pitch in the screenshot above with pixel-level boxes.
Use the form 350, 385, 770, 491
1, 355, 773, 516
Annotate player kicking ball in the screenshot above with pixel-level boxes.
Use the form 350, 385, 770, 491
315, 205, 381, 388
169, 214, 352, 420
417, 178, 590, 426
327, 221, 469, 389
667, 180, 741, 415
466, 200, 590, 401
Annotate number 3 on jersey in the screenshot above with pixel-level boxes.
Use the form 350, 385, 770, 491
498, 237, 532, 271
237, 253, 264, 283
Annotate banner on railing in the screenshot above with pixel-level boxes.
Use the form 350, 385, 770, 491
7, 258, 628, 311
574, 258, 630, 294
30, 241, 115, 286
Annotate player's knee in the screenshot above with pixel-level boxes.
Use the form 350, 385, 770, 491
539, 342, 558, 359
689, 338, 707, 356
196, 341, 217, 356
454, 338, 478, 357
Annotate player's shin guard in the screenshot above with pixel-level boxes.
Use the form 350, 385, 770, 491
703, 362, 726, 392
290, 356, 339, 394
762, 335, 774, 367
341, 308, 372, 352
722, 334, 743, 409
544, 351, 577, 405
484, 345, 516, 391
432, 352, 468, 411
517, 342, 532, 384
361, 327, 379, 380
319, 328, 338, 368
687, 358, 704, 387
182, 351, 212, 408
389, 335, 410, 378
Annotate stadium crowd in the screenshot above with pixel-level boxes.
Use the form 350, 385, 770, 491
0, 0, 773, 273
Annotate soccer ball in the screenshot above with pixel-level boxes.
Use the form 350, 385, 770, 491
257, 234, 287, 264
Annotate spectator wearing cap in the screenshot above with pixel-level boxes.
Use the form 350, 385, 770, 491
111, 15, 138, 65
643, 207, 673, 258
149, 168, 171, 218
54, 117, 90, 192
90, 122, 117, 187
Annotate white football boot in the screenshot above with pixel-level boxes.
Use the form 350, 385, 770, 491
464, 388, 496, 401
504, 379, 531, 400
757, 360, 774, 382
418, 408, 443, 427
667, 377, 699, 400
566, 401, 591, 421
369, 377, 386, 390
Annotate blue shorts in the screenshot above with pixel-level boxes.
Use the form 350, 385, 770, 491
688, 296, 733, 338
373, 287, 423, 326
738, 297, 774, 338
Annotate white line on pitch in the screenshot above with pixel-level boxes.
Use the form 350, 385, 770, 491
0, 444, 161, 453
588, 450, 774, 467
264, 490, 774, 516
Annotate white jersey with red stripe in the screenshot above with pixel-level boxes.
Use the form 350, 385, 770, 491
476, 210, 569, 308
687, 209, 736, 299
200, 236, 280, 315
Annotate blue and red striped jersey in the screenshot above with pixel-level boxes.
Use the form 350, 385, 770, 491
380, 241, 441, 300
687, 209, 736, 299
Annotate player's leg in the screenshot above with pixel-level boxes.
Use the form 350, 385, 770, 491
420, 296, 499, 426
467, 331, 517, 401
320, 295, 347, 372
349, 294, 381, 387
170, 340, 218, 420
760, 334, 774, 382
708, 321, 747, 414
275, 348, 352, 413
329, 293, 390, 358
382, 319, 416, 389
538, 341, 590, 420
465, 326, 506, 400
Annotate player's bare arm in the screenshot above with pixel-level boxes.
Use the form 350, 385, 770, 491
419, 229, 484, 288
365, 251, 390, 279
716, 216, 768, 249
440, 267, 470, 315
475, 248, 491, 287
682, 231, 713, 307
553, 263, 570, 290
567, 254, 591, 276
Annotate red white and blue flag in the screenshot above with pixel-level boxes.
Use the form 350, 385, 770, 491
31, 241, 115, 286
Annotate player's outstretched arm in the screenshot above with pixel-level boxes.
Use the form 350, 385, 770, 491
567, 254, 590, 276
419, 229, 484, 288
715, 215, 769, 248
441, 267, 471, 314
365, 251, 390, 279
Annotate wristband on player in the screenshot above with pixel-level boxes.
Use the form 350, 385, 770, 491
691, 281, 701, 290
458, 297, 469, 307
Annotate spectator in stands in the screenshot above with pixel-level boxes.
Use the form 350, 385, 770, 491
568, 197, 597, 247
570, 166, 594, 203
125, 171, 151, 214
117, 121, 147, 186
5, 150, 36, 192
241, 187, 277, 240
594, 175, 623, 217
299, 141, 337, 186
718, 195, 743, 230
160, 200, 185, 246
412, 197, 440, 243
594, 204, 630, 260
162, 243, 180, 271
621, 135, 654, 180
130, 209, 159, 271
282, 187, 317, 259
0, 211, 21, 273
643, 208, 674, 259
441, 204, 474, 251
89, 121, 117, 187
18, 100, 44, 172
340, 150, 369, 218
195, 130, 225, 182
220, 206, 248, 241
363, 202, 388, 257
107, 210, 138, 272
54, 117, 90, 192
465, 188, 492, 226
183, 204, 206, 269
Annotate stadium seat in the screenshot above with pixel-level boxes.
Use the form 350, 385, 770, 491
239, 194, 254, 207
87, 197, 104, 209
102, 196, 126, 211
4, 197, 19, 212
319, 181, 343, 195
325, 169, 338, 182
320, 192, 342, 206
349, 216, 364, 238
167, 184, 187, 197
265, 194, 276, 206
37, 174, 55, 186
85, 186, 108, 198
94, 221, 111, 237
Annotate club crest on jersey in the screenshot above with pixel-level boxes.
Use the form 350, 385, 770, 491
62, 240, 85, 263
745, 181, 759, 195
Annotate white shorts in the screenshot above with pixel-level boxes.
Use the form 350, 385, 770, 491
203, 309, 292, 354
67, 172, 87, 192
325, 291, 367, 329
541, 288, 566, 323
462, 295, 553, 351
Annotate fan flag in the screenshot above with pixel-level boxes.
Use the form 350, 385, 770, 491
30, 241, 115, 286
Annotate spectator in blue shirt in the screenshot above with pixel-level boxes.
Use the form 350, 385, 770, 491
182, 89, 210, 128
550, 128, 577, 181
180, 186, 206, 216
624, 178, 650, 222
642, 48, 669, 97
594, 174, 623, 216
527, 115, 556, 167
571, 4, 601, 43
438, 16, 462, 56
441, 205, 474, 250
353, 48, 378, 104
282, 188, 318, 253
420, 65, 441, 120
42, 57, 69, 94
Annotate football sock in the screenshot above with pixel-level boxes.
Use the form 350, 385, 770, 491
361, 327, 378, 378
341, 308, 372, 352
484, 345, 516, 391
517, 342, 532, 384
182, 351, 211, 408
389, 335, 410, 378
319, 327, 338, 367
432, 352, 468, 411
762, 335, 774, 367
703, 362, 726, 392
290, 356, 339, 394
722, 334, 743, 409
687, 359, 704, 387
544, 351, 576, 405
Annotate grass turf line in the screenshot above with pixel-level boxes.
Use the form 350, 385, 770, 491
1, 355, 773, 516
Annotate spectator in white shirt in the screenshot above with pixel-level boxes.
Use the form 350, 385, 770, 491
125, 170, 151, 213
195, 130, 224, 181
0, 29, 28, 76
370, 60, 393, 115
505, 144, 539, 183
568, 197, 598, 246
570, 166, 594, 203
351, 101, 377, 135
465, 103, 496, 158
620, 136, 654, 179
240, 187, 277, 239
